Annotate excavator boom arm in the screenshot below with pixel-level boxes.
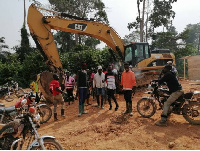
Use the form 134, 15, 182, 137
27, 4, 125, 72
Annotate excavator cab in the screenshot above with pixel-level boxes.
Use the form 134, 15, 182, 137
124, 42, 150, 67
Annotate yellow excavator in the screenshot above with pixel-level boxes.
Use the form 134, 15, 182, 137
27, 4, 175, 102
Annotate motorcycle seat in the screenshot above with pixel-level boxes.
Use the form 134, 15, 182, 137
184, 92, 193, 99
0, 103, 5, 107
4, 106, 16, 113
0, 107, 4, 114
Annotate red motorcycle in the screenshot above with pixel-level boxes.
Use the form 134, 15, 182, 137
0, 93, 52, 124
0, 100, 63, 150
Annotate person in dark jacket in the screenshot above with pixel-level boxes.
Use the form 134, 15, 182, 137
77, 63, 88, 117
155, 65, 184, 127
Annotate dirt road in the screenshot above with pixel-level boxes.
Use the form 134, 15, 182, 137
1, 79, 200, 150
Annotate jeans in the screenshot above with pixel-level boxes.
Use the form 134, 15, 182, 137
79, 88, 87, 105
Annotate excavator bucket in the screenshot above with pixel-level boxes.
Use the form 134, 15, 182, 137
38, 71, 65, 104
38, 71, 54, 103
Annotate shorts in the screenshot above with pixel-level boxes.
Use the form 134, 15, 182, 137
96, 87, 105, 95
53, 94, 64, 104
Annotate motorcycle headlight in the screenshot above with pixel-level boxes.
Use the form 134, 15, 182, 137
33, 113, 41, 126
35, 113, 40, 121
147, 84, 153, 90
21, 99, 27, 106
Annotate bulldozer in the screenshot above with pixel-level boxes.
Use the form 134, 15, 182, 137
27, 4, 175, 102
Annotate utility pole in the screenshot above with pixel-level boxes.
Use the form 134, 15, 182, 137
197, 34, 200, 55
23, 0, 26, 26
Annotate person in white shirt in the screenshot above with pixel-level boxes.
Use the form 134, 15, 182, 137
93, 65, 106, 109
105, 64, 119, 111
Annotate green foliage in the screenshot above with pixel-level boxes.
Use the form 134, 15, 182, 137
149, 0, 176, 28
15, 26, 33, 62
83, 36, 101, 49
54, 31, 76, 53
60, 46, 118, 74
20, 25, 30, 47
123, 31, 140, 45
150, 26, 197, 77
0, 54, 22, 85
48, 0, 108, 23
18, 50, 48, 87
128, 0, 177, 42
48, 0, 108, 50
183, 23, 200, 51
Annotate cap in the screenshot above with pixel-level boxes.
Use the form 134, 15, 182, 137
98, 65, 102, 70
167, 61, 172, 65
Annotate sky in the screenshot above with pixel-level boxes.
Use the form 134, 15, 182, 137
0, 0, 200, 51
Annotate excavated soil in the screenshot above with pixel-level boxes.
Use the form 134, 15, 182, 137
1, 79, 200, 150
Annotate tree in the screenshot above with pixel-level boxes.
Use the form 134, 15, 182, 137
183, 23, 200, 54
82, 36, 100, 49
60, 45, 118, 74
0, 53, 21, 85
15, 25, 33, 62
54, 31, 76, 53
0, 37, 10, 63
151, 25, 197, 77
48, 0, 108, 48
18, 50, 48, 87
123, 31, 140, 45
128, 0, 177, 42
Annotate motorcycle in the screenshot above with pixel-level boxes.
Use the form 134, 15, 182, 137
0, 99, 63, 150
0, 92, 52, 124
0, 81, 24, 102
137, 80, 200, 125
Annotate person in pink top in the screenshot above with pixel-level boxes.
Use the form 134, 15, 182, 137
121, 62, 136, 116
65, 71, 75, 105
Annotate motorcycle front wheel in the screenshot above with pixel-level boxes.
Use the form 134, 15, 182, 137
4, 94, 15, 102
137, 98, 157, 118
31, 138, 63, 150
38, 105, 52, 124
182, 101, 200, 125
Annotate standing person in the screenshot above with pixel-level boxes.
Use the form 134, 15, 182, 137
30, 74, 41, 103
105, 64, 119, 111
90, 68, 96, 101
60, 71, 66, 91
77, 63, 88, 117
49, 74, 66, 121
121, 62, 136, 116
93, 65, 106, 109
65, 71, 75, 105
103, 67, 108, 104
155, 65, 184, 127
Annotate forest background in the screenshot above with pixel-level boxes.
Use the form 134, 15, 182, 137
0, 0, 200, 87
